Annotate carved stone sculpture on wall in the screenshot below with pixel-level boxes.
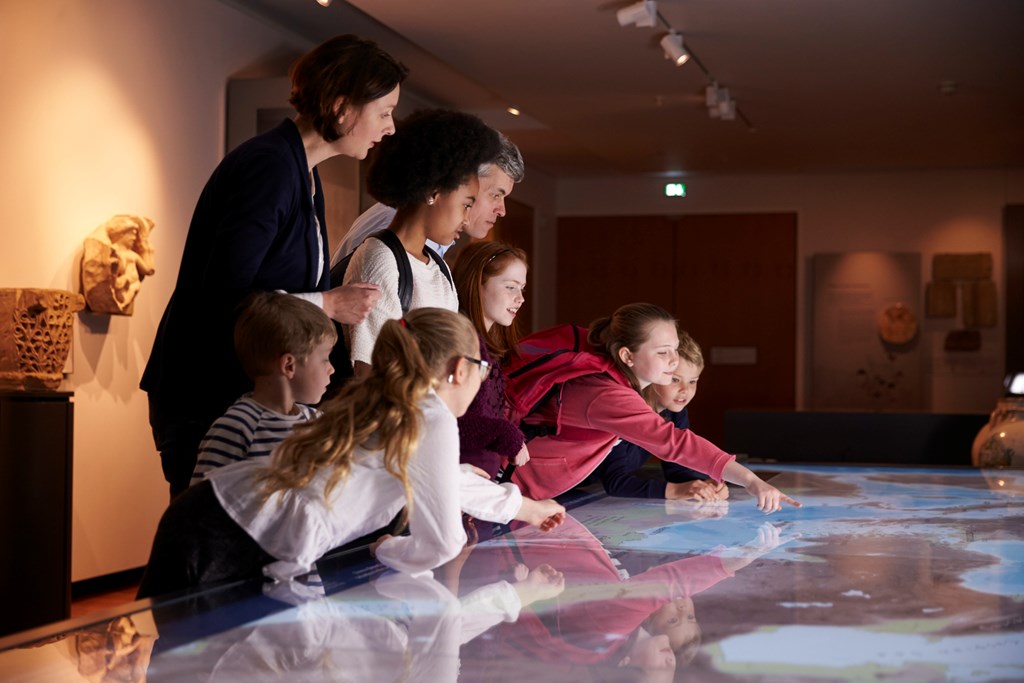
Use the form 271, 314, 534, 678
81, 214, 156, 315
0, 288, 85, 390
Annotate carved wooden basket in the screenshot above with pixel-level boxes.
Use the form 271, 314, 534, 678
0, 288, 84, 390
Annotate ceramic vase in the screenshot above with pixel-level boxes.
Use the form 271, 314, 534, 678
971, 396, 1024, 468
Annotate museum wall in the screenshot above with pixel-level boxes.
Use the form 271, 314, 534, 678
0, 0, 309, 581
558, 169, 1024, 412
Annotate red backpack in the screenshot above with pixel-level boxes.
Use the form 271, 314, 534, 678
503, 323, 627, 437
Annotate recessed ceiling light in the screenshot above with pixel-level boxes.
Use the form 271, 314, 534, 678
507, 107, 521, 116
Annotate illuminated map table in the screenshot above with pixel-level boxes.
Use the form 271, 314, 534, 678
1, 464, 1022, 682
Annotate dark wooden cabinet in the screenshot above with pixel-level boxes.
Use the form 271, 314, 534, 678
0, 391, 73, 637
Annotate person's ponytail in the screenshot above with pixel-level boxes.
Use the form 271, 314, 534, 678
259, 308, 478, 524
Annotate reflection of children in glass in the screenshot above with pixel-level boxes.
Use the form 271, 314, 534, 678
578, 332, 729, 501
458, 514, 789, 682
181, 570, 561, 683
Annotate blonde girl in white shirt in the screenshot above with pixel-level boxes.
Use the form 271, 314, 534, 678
137, 308, 564, 598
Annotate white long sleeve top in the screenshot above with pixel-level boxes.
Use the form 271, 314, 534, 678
342, 236, 458, 365
208, 391, 522, 581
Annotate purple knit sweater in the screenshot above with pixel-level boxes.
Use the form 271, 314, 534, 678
457, 336, 526, 478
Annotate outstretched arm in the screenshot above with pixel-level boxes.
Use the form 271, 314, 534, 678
720, 461, 801, 513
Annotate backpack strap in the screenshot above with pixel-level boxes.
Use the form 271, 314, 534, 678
332, 231, 451, 314
324, 230, 412, 399
371, 229, 414, 313
423, 244, 454, 290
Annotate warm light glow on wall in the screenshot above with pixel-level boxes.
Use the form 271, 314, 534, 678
10, 60, 163, 288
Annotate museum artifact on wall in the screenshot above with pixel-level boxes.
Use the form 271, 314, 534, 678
0, 288, 84, 390
925, 252, 996, 352
81, 214, 156, 315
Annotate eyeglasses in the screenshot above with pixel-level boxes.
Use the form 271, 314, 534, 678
462, 355, 491, 380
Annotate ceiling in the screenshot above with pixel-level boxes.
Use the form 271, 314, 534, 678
225, 0, 1024, 178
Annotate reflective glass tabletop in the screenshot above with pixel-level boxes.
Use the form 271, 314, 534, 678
1, 465, 1022, 682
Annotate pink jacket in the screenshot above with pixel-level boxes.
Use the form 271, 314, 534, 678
512, 372, 735, 499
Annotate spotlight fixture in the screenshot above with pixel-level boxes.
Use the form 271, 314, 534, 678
315, 0, 331, 5
705, 83, 720, 108
659, 31, 689, 66
704, 83, 735, 120
611, 6, 752, 129
718, 98, 736, 121
617, 0, 657, 28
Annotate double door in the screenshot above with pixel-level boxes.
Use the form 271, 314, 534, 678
556, 213, 797, 445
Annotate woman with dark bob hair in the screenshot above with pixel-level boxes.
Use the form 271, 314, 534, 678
142, 35, 407, 498
343, 108, 501, 378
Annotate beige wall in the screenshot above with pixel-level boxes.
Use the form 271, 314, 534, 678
0, 0, 306, 580
558, 169, 1024, 412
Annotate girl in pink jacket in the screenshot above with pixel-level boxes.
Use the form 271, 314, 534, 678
510, 303, 800, 513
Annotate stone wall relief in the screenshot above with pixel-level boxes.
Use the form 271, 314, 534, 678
81, 214, 156, 315
0, 288, 85, 390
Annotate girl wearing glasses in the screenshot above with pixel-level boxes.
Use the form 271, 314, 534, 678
138, 308, 564, 598
452, 241, 532, 479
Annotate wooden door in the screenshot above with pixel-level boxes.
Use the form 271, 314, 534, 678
555, 212, 797, 447
671, 213, 797, 445
557, 215, 675, 327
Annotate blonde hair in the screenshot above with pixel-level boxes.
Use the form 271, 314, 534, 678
588, 303, 677, 392
258, 308, 478, 526
234, 291, 337, 378
677, 330, 704, 370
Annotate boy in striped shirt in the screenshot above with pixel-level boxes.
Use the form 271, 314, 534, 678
190, 292, 336, 485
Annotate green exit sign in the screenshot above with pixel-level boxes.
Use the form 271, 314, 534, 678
665, 182, 686, 197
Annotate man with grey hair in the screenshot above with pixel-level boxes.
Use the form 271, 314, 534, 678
332, 131, 525, 264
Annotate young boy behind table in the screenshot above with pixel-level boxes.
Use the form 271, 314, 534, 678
576, 331, 729, 502
189, 291, 336, 486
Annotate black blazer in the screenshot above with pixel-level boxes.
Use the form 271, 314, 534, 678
142, 119, 329, 422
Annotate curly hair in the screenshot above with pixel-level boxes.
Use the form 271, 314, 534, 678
288, 34, 408, 143
452, 240, 528, 361
366, 109, 501, 209
257, 308, 478, 527
588, 303, 677, 392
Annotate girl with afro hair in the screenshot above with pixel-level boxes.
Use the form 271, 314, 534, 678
342, 109, 500, 378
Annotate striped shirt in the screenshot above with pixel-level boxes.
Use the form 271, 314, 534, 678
190, 395, 319, 486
